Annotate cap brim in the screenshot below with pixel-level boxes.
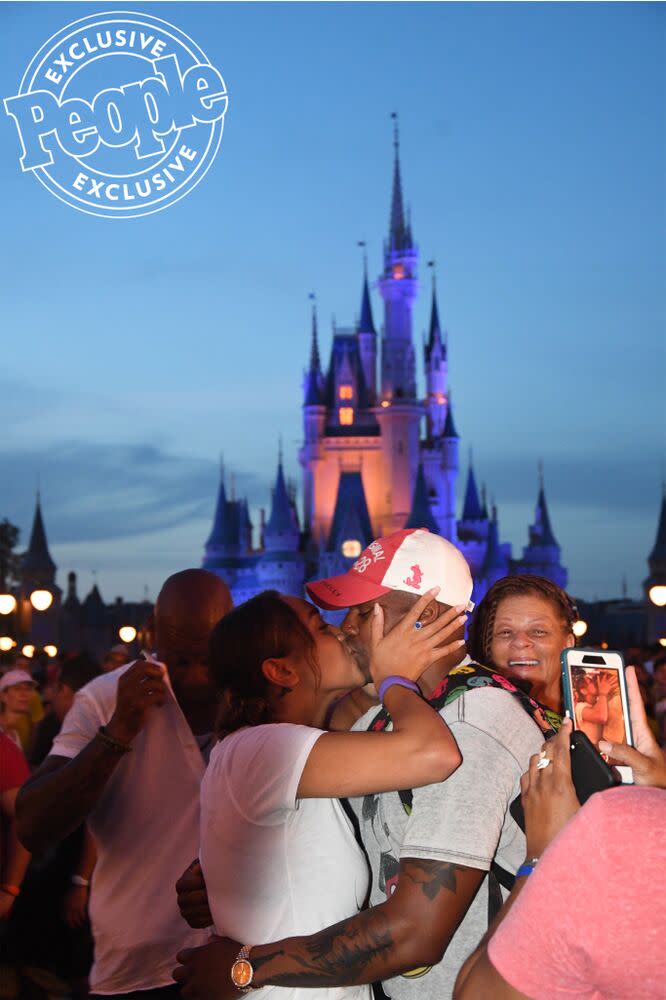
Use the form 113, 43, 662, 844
306, 573, 391, 611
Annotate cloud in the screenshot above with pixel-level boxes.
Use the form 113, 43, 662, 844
2, 440, 268, 545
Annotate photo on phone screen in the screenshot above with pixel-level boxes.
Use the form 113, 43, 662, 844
561, 649, 634, 783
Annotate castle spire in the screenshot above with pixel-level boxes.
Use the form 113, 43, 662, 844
265, 450, 299, 541
205, 468, 230, 549
647, 489, 666, 570
304, 297, 324, 406
405, 463, 439, 534
308, 297, 321, 373
388, 112, 410, 251
461, 456, 483, 521
533, 472, 558, 548
22, 492, 56, 576
358, 265, 376, 335
442, 394, 458, 439
426, 266, 444, 357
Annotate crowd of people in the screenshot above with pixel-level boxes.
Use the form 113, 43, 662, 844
1, 527, 664, 1000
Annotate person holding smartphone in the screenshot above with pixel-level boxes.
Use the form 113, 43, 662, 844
453, 666, 666, 1000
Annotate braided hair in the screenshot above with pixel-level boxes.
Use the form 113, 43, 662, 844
468, 575, 578, 668
209, 590, 319, 739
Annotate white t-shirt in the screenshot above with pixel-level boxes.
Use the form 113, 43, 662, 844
200, 723, 371, 1000
51, 663, 209, 995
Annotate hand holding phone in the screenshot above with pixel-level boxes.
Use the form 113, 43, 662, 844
598, 666, 666, 789
561, 648, 634, 783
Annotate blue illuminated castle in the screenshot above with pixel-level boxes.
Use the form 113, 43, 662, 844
202, 127, 568, 604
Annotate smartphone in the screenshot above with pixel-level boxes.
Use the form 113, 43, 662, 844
509, 728, 619, 831
561, 648, 634, 783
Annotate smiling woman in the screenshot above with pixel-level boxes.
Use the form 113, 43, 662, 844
468, 576, 578, 715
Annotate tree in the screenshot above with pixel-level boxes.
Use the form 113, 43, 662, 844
0, 519, 21, 590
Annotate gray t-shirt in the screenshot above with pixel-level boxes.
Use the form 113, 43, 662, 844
351, 685, 544, 1000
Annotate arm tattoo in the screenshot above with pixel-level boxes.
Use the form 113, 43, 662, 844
250, 859, 470, 988
402, 858, 464, 899
252, 910, 393, 987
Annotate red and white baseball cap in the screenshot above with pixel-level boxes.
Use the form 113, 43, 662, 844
306, 528, 475, 612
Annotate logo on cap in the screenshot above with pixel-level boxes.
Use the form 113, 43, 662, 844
403, 564, 423, 589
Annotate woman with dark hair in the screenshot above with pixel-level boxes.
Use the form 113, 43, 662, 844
468, 575, 577, 717
199, 587, 465, 1000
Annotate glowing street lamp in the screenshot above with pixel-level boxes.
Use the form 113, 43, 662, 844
659, 638, 666, 648
21, 644, 35, 658
43, 644, 58, 658
30, 589, 53, 611
118, 625, 137, 643
0, 594, 17, 615
648, 584, 666, 608
572, 620, 588, 639
0, 636, 16, 652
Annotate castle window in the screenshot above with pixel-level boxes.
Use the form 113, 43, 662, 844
341, 539, 362, 558
339, 384, 353, 400
392, 263, 405, 280
339, 407, 354, 425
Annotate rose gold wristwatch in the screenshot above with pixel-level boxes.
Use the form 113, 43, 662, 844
230, 944, 255, 993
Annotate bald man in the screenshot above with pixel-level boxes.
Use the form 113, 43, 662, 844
17, 569, 233, 1000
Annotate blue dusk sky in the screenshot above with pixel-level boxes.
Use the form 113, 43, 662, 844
1, 1, 664, 603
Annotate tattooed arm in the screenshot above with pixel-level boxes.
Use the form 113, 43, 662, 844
173, 857, 485, 997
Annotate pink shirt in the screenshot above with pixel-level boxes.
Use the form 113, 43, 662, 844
488, 786, 666, 1000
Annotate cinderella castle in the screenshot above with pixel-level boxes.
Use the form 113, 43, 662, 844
202, 126, 568, 606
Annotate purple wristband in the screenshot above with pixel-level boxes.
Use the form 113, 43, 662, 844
377, 675, 421, 703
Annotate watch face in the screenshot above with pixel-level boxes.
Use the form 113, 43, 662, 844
232, 959, 253, 989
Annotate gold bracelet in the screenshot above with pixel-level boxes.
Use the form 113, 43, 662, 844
97, 725, 132, 754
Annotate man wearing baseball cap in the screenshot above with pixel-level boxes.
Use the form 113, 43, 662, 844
174, 528, 548, 1000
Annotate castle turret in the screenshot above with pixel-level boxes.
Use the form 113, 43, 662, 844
424, 280, 448, 441
405, 463, 439, 534
258, 451, 304, 596
514, 469, 567, 588
20, 493, 61, 648
300, 303, 327, 533
263, 452, 300, 553
457, 457, 488, 544
375, 119, 422, 531
378, 117, 418, 402
439, 396, 459, 541
203, 469, 237, 559
22, 493, 57, 591
357, 262, 377, 403
480, 505, 510, 590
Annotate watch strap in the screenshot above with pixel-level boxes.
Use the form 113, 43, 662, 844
231, 944, 255, 993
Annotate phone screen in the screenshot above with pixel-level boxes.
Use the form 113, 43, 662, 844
563, 653, 633, 781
